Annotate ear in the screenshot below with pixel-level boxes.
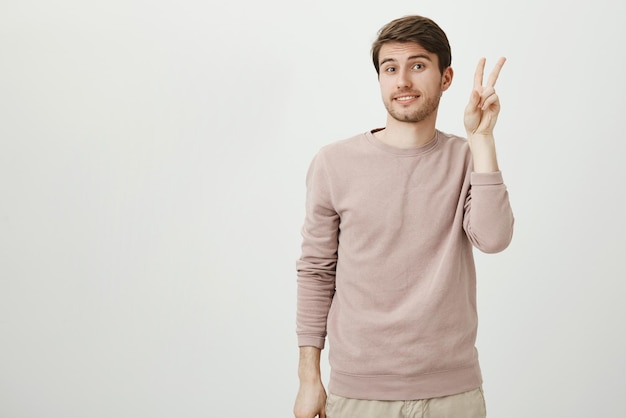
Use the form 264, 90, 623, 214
441, 66, 453, 92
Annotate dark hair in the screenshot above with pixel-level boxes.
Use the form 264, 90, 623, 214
371, 15, 452, 75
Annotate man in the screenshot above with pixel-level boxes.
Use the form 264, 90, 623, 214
294, 15, 514, 418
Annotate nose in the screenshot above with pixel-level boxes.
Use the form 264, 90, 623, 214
396, 68, 411, 89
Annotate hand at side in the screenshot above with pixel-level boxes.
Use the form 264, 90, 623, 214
294, 347, 327, 418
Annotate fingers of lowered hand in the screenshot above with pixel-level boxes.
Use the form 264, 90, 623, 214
294, 401, 324, 418
294, 409, 320, 418
294, 385, 326, 418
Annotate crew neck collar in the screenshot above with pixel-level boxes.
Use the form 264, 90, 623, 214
365, 128, 441, 156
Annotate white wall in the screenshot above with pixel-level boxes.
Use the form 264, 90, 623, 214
1, 1, 625, 417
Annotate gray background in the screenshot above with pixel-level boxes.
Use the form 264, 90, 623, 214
2, 0, 625, 417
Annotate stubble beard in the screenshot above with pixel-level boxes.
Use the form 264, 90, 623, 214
385, 93, 441, 123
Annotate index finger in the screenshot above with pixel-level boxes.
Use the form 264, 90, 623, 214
485, 56, 506, 88
473, 57, 486, 89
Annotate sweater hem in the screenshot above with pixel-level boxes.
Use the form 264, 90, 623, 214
328, 362, 483, 401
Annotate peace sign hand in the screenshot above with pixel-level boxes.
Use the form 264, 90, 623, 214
464, 57, 506, 137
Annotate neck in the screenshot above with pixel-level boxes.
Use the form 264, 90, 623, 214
374, 113, 438, 149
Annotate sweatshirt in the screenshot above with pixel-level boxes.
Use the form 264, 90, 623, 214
296, 129, 514, 401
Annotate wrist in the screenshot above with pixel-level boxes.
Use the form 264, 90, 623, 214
467, 132, 495, 143
298, 346, 322, 383
468, 134, 499, 173
298, 366, 322, 382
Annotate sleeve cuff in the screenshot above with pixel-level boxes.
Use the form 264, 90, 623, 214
298, 336, 326, 350
470, 171, 504, 186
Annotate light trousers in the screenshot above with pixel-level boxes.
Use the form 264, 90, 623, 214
325, 387, 487, 418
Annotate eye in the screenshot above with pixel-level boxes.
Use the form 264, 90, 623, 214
412, 63, 424, 70
384, 66, 396, 73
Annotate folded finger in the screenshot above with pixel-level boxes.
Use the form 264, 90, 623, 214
481, 93, 500, 110
477, 86, 495, 107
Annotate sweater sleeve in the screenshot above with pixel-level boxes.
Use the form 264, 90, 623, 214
463, 171, 515, 253
295, 152, 339, 349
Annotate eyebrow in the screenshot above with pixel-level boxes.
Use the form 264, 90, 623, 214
379, 54, 433, 66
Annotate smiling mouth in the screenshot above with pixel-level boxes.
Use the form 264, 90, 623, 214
395, 95, 419, 102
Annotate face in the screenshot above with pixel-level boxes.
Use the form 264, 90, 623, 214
377, 42, 453, 124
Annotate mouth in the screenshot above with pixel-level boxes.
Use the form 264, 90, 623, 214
394, 95, 419, 103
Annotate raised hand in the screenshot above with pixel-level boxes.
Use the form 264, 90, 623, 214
464, 57, 506, 137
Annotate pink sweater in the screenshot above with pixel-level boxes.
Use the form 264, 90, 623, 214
296, 129, 514, 401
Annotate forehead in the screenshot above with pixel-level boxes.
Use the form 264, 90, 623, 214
378, 42, 437, 63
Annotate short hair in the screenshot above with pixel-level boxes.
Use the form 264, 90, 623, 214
371, 15, 452, 75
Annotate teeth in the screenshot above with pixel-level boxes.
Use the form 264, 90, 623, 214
396, 96, 417, 101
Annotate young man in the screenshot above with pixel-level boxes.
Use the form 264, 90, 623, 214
294, 15, 514, 418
